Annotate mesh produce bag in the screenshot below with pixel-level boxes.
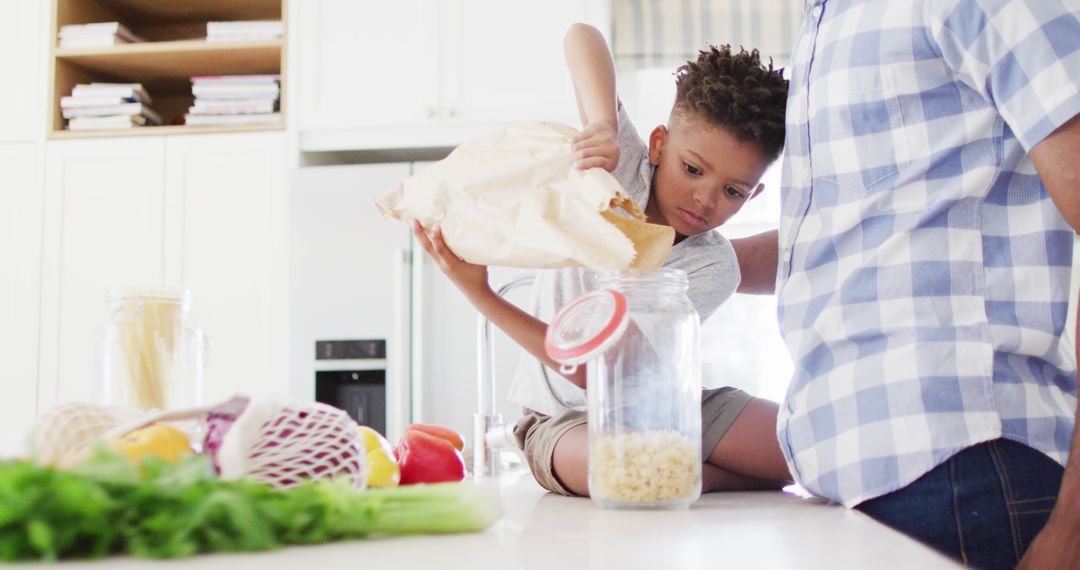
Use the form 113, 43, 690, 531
28, 402, 145, 467
214, 398, 367, 490
27, 396, 365, 490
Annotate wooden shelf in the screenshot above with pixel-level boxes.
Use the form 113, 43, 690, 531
81, 0, 281, 25
48, 0, 286, 137
56, 40, 282, 93
50, 122, 285, 139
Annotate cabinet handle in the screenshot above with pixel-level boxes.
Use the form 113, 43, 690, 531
444, 108, 457, 119
425, 107, 437, 118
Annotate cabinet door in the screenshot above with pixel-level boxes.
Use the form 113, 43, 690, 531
0, 144, 44, 456
164, 133, 290, 403
296, 0, 441, 130
0, 1, 46, 142
443, 0, 604, 125
290, 163, 413, 438
39, 138, 167, 410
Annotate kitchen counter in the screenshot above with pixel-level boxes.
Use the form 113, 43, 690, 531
28, 470, 959, 570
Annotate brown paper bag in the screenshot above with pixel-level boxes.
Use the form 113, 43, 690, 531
376, 122, 674, 270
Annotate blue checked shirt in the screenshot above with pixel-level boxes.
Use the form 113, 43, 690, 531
777, 0, 1080, 507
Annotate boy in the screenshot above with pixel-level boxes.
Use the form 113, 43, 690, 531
413, 22, 791, 495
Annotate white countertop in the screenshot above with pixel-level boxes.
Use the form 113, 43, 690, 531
28, 471, 959, 570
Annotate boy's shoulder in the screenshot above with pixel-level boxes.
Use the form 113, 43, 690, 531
665, 231, 739, 320
612, 105, 651, 208
666, 230, 736, 274
678, 229, 732, 251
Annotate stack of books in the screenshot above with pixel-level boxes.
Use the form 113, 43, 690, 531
185, 75, 281, 127
205, 20, 282, 42
59, 22, 143, 48
62, 83, 162, 131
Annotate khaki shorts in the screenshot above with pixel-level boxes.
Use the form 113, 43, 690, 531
512, 386, 754, 496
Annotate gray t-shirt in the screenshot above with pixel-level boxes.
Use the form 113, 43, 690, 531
506, 105, 740, 417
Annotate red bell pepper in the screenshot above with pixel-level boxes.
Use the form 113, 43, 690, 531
395, 429, 466, 485
404, 422, 465, 451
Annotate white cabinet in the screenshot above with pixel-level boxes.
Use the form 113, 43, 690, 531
0, 143, 44, 456
443, 0, 591, 124
164, 133, 291, 402
0, 1, 47, 142
297, 1, 440, 131
297, 0, 608, 150
37, 134, 290, 411
38, 138, 167, 410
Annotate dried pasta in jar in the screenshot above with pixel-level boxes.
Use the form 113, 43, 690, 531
590, 430, 700, 504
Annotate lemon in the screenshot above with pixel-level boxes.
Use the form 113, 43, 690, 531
108, 423, 192, 465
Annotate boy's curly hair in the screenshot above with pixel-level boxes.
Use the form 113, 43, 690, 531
673, 45, 789, 161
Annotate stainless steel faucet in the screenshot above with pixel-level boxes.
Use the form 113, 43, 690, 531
472, 274, 534, 479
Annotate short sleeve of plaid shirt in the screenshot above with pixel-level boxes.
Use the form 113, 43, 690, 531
930, 0, 1080, 150
776, 0, 1080, 507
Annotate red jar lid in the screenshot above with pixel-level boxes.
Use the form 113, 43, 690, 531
545, 288, 628, 369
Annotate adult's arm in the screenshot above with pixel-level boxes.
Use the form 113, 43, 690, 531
1019, 112, 1080, 569
731, 230, 779, 294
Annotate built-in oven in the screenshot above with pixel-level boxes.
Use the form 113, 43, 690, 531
312, 339, 387, 434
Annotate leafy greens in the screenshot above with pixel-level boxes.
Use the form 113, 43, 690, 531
0, 449, 501, 561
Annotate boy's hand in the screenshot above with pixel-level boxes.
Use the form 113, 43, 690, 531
572, 122, 619, 172
411, 220, 491, 300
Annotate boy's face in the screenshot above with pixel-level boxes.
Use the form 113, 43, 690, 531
645, 122, 770, 238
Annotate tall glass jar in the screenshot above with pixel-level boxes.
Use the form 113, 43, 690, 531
546, 268, 702, 509
101, 289, 209, 411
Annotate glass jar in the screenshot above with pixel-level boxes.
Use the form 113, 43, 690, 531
546, 268, 702, 509
101, 289, 209, 411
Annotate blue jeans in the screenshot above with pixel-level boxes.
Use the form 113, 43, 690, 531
855, 439, 1064, 569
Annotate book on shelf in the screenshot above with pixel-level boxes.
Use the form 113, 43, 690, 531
59, 21, 143, 48
192, 83, 280, 100
61, 102, 161, 124
206, 20, 283, 34
192, 74, 281, 85
184, 113, 281, 126
206, 20, 282, 42
60, 95, 140, 108
189, 99, 277, 115
187, 74, 281, 122
71, 83, 152, 105
59, 21, 141, 39
205, 33, 282, 43
67, 114, 152, 131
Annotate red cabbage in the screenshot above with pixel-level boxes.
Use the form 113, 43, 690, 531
202, 396, 250, 473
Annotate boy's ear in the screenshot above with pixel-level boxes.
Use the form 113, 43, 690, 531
749, 183, 765, 200
648, 125, 668, 166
